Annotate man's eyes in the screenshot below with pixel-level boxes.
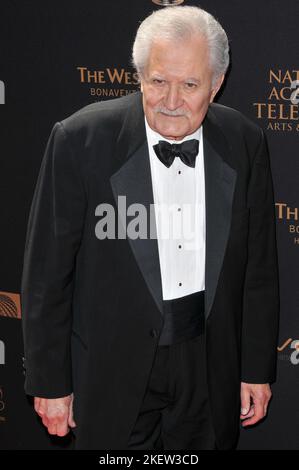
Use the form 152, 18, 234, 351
151, 79, 198, 89
152, 79, 165, 85
185, 82, 198, 89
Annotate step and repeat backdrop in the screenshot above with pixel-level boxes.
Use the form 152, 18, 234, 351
0, 0, 298, 450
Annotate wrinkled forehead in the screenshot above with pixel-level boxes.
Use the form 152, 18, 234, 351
144, 35, 212, 81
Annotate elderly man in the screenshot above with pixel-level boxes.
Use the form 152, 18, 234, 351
21, 6, 279, 450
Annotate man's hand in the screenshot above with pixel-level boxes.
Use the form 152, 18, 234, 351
240, 382, 272, 427
34, 393, 76, 436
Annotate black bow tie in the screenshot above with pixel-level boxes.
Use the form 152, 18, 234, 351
153, 139, 199, 168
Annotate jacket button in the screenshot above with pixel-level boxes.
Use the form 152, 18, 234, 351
150, 328, 158, 338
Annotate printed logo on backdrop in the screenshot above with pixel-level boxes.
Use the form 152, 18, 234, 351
253, 69, 299, 132
0, 386, 5, 423
77, 66, 139, 101
0, 292, 21, 319
277, 337, 299, 365
152, 0, 185, 5
276, 202, 299, 245
0, 81, 5, 105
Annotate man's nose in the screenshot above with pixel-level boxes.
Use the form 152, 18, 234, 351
164, 84, 184, 111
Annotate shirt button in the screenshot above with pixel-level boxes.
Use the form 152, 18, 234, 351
178, 207, 181, 212
178, 170, 181, 175
178, 245, 182, 249
179, 282, 182, 286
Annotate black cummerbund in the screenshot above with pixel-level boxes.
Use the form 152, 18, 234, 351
158, 290, 205, 346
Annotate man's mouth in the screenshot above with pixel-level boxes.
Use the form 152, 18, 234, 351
159, 111, 185, 117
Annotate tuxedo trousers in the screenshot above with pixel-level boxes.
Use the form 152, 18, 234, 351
126, 332, 216, 450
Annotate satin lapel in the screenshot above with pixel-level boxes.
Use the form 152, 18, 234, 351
110, 92, 163, 315
203, 106, 237, 318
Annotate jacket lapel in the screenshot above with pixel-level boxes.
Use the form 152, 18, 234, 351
110, 93, 164, 314
110, 93, 237, 320
203, 107, 237, 318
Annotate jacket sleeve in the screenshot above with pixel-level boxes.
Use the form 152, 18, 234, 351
241, 128, 280, 384
21, 121, 86, 398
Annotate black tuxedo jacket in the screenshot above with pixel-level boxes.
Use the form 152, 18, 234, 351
21, 91, 279, 449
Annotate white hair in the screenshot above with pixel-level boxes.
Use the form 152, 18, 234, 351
132, 6, 230, 86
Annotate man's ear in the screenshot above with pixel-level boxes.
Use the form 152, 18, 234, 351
137, 72, 144, 93
210, 74, 225, 103
140, 78, 144, 93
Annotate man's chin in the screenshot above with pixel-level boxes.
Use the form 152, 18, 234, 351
154, 115, 189, 137
156, 126, 189, 140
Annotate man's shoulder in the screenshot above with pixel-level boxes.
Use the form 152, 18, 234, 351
208, 102, 262, 136
59, 92, 141, 135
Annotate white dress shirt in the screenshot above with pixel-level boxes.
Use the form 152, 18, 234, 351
145, 117, 206, 300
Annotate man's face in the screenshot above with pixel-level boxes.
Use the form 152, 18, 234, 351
140, 34, 224, 140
